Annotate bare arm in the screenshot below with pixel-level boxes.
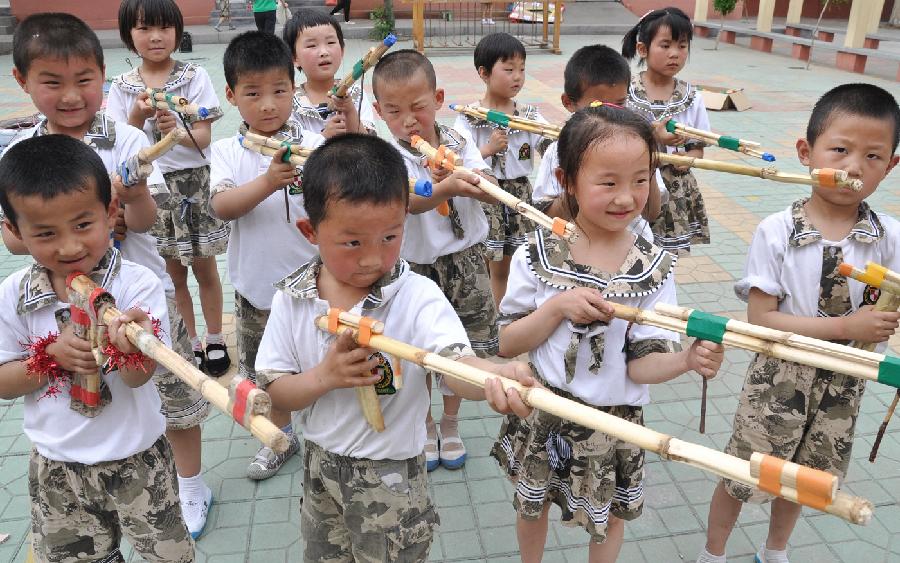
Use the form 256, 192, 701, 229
0, 360, 46, 400
118, 181, 158, 234
643, 174, 661, 223
628, 340, 723, 385
210, 149, 295, 221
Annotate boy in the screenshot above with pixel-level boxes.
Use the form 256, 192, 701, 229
698, 83, 900, 563
255, 133, 536, 562
0, 135, 193, 562
532, 44, 661, 236
453, 32, 552, 306
5, 13, 213, 537
372, 49, 498, 471
209, 31, 325, 480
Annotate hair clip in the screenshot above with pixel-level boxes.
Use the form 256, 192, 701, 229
589, 101, 625, 110
638, 9, 654, 22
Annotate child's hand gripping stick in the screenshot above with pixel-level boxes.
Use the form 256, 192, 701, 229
145, 88, 211, 119
117, 128, 187, 187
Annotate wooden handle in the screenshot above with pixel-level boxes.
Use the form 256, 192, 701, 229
137, 128, 187, 164
240, 137, 308, 167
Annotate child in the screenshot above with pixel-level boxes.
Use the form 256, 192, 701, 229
107, 0, 232, 378
0, 135, 193, 563
255, 133, 536, 562
453, 32, 552, 306
283, 9, 374, 137
210, 31, 325, 480
372, 49, 499, 471
7, 12, 214, 538
532, 44, 662, 240
698, 84, 900, 563
622, 7, 711, 255
494, 104, 725, 562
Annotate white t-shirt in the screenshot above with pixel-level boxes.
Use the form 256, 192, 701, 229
532, 141, 665, 240
291, 82, 376, 135
391, 125, 491, 265
106, 62, 223, 174
626, 73, 712, 156
255, 258, 473, 460
8, 113, 174, 295
452, 102, 548, 180
209, 124, 325, 310
735, 199, 900, 354
0, 251, 168, 464
499, 231, 680, 406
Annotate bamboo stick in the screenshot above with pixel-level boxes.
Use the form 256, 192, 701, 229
146, 88, 210, 118
665, 118, 774, 161
656, 153, 863, 191
329, 34, 397, 103
242, 132, 315, 159
410, 135, 578, 242
66, 274, 290, 453
239, 136, 309, 167
118, 128, 187, 187
449, 104, 562, 140
316, 310, 873, 525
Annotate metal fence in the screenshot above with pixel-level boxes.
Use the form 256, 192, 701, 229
405, 1, 563, 55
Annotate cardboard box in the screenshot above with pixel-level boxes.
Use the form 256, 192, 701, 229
695, 85, 752, 111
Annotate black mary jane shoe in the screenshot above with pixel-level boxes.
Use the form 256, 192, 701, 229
205, 343, 231, 377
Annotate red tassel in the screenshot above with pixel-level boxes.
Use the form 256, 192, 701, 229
24, 333, 70, 400
101, 315, 163, 374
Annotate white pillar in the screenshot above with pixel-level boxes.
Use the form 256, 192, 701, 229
694, 0, 709, 23
844, 0, 873, 48
868, 0, 885, 34
756, 0, 776, 32
785, 0, 803, 25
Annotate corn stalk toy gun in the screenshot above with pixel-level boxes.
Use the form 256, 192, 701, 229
410, 135, 578, 242
839, 262, 900, 462
317, 308, 874, 525
656, 153, 863, 191
117, 128, 186, 187
665, 118, 775, 162
449, 104, 562, 140
66, 273, 290, 452
145, 88, 209, 157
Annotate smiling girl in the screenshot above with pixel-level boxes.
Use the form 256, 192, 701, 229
622, 7, 712, 255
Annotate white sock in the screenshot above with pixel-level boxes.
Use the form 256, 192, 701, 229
206, 332, 225, 346
695, 548, 726, 563
191, 336, 202, 352
177, 473, 206, 499
759, 545, 789, 563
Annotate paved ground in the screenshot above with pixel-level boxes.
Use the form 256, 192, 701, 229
0, 30, 898, 563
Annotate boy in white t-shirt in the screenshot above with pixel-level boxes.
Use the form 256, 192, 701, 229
3, 13, 213, 536
255, 133, 536, 562
209, 31, 325, 481
372, 49, 500, 471
0, 135, 193, 562
698, 84, 900, 563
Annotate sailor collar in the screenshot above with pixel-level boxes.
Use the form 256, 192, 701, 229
18, 248, 121, 315
789, 198, 883, 247
276, 257, 410, 311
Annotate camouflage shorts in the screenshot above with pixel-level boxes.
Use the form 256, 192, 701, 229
483, 176, 535, 262
722, 353, 865, 503
491, 381, 644, 544
651, 165, 710, 255
301, 440, 439, 563
235, 290, 270, 382
154, 296, 210, 430
29, 437, 193, 563
410, 244, 498, 357
152, 165, 229, 265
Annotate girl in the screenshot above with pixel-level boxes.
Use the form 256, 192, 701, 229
492, 105, 724, 562
283, 9, 375, 138
108, 0, 231, 379
622, 7, 711, 255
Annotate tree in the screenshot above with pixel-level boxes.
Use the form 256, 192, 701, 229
713, 0, 738, 50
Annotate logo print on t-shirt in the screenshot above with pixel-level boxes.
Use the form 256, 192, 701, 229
288, 177, 303, 195
370, 352, 396, 395
861, 284, 881, 306
518, 143, 531, 161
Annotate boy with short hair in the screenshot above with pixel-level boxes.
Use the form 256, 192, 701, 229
5, 12, 214, 536
453, 32, 552, 306
209, 31, 325, 480
698, 83, 900, 563
0, 134, 193, 563
256, 133, 536, 562
372, 49, 498, 471
532, 44, 661, 235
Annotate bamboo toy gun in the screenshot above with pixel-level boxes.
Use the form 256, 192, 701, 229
449, 104, 562, 140
410, 135, 578, 242
665, 118, 775, 162
117, 128, 186, 187
840, 262, 900, 462
314, 34, 397, 119
656, 153, 863, 192
146, 88, 211, 119
66, 273, 290, 453
317, 308, 874, 525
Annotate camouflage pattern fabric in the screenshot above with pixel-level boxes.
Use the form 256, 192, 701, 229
483, 176, 536, 262
235, 290, 270, 382
409, 244, 498, 357
301, 440, 438, 562
491, 373, 644, 543
154, 297, 210, 429
29, 437, 193, 563
152, 165, 229, 266
651, 165, 710, 255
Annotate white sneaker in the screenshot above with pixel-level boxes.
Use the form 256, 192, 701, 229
755, 545, 790, 563
246, 433, 301, 480
487, 18, 496, 25
181, 483, 213, 539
